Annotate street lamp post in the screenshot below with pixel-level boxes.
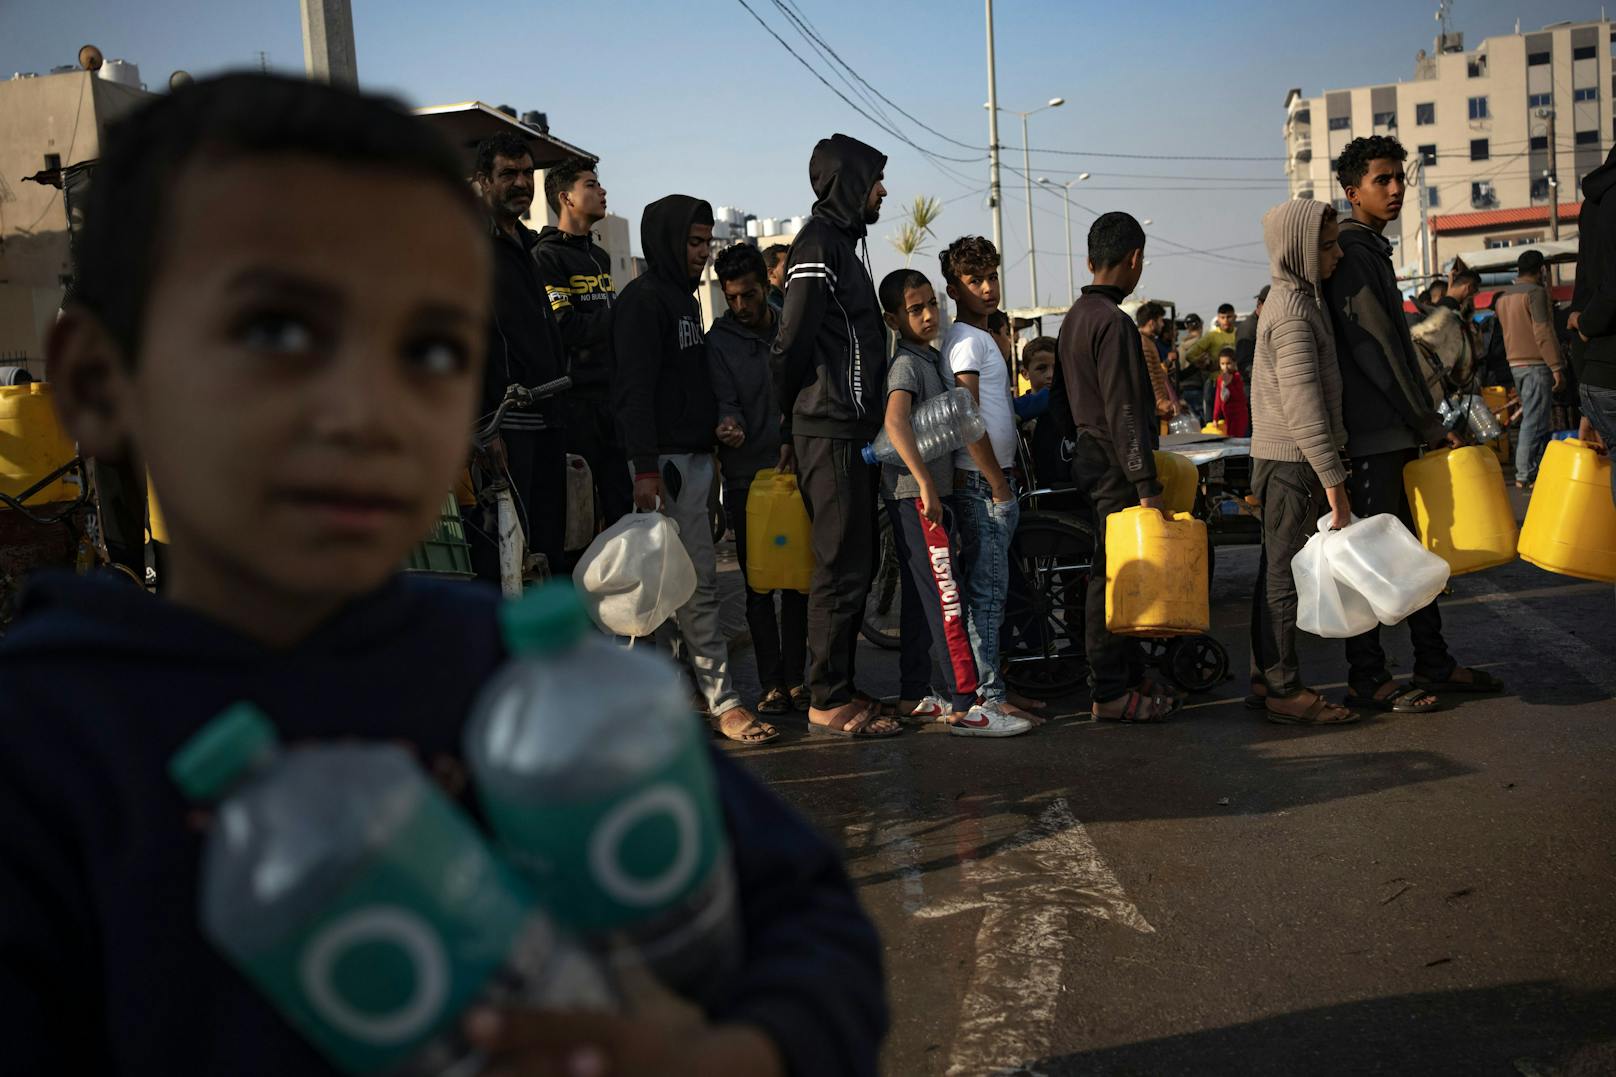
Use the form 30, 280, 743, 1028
1037, 173, 1089, 305
988, 97, 1064, 310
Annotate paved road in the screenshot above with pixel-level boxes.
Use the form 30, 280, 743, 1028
715, 528, 1616, 1076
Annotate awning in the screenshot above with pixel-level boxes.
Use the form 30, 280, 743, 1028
1452, 240, 1578, 273
413, 102, 595, 174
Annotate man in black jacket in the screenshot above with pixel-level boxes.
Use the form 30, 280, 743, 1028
472, 133, 567, 581
1054, 211, 1173, 724
614, 195, 774, 744
1323, 135, 1501, 713
535, 156, 632, 527
771, 133, 899, 737
1572, 145, 1616, 472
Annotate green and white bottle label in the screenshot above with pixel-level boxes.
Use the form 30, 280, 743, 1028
481, 727, 726, 934
232, 793, 534, 1075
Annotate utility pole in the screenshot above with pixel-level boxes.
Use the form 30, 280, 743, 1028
1540, 107, 1560, 286
1022, 113, 1037, 309
300, 0, 358, 89
984, 0, 1005, 305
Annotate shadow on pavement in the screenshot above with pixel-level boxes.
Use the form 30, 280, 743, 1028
1031, 980, 1616, 1077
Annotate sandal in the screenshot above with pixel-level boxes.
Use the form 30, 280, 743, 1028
756, 688, 791, 715
1136, 676, 1186, 713
1411, 668, 1505, 695
1245, 679, 1268, 711
716, 707, 779, 745
1264, 689, 1359, 726
1092, 689, 1174, 724
1344, 683, 1440, 714
853, 690, 901, 718
788, 685, 811, 712
809, 702, 903, 739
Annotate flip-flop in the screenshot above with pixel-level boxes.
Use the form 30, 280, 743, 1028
1092, 689, 1174, 724
1264, 692, 1360, 726
756, 688, 791, 715
789, 685, 811, 712
715, 709, 779, 745
1411, 668, 1505, 694
1344, 685, 1440, 714
853, 691, 902, 718
809, 702, 903, 739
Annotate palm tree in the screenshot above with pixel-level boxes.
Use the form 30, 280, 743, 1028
888, 195, 943, 266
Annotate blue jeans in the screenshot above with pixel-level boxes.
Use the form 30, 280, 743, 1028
950, 470, 1019, 704
1580, 383, 1616, 501
1513, 364, 1554, 484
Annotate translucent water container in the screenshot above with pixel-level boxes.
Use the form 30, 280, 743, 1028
1403, 446, 1517, 575
1518, 439, 1616, 583
861, 386, 985, 466
745, 469, 812, 593
1167, 413, 1200, 436
1104, 507, 1209, 637
0, 383, 76, 507
1153, 450, 1199, 515
1324, 513, 1450, 624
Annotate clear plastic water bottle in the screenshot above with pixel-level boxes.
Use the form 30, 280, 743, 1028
171, 704, 611, 1077
861, 385, 987, 465
1439, 393, 1504, 441
464, 584, 741, 1002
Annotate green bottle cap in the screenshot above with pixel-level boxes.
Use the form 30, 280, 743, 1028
499, 581, 592, 656
169, 703, 279, 803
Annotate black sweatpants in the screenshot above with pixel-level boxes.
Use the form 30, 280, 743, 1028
564, 396, 633, 528
886, 498, 978, 712
1249, 459, 1327, 697
1069, 434, 1146, 703
794, 434, 877, 710
468, 426, 567, 584
727, 481, 809, 693
1342, 447, 1457, 695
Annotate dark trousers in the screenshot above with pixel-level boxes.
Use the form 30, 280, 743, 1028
795, 434, 877, 709
1342, 447, 1456, 694
1070, 435, 1146, 703
564, 396, 634, 528
727, 482, 809, 692
1249, 459, 1326, 697
887, 498, 978, 711
468, 426, 567, 584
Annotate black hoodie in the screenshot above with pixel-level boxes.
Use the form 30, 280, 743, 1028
533, 225, 615, 400
612, 195, 719, 474
0, 571, 888, 1076
1572, 146, 1616, 391
772, 134, 887, 441
484, 217, 565, 431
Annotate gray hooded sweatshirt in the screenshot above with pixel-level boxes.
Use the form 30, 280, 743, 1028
1250, 199, 1349, 489
708, 308, 784, 481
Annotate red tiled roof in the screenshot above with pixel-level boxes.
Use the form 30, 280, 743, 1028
1430, 202, 1581, 235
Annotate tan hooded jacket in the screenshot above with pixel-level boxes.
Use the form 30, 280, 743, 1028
1250, 200, 1348, 489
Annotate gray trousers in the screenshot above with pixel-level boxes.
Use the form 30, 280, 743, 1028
1249, 459, 1327, 696
657, 453, 740, 715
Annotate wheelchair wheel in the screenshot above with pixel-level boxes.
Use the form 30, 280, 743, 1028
860, 508, 902, 650
1166, 635, 1229, 694
1003, 511, 1095, 696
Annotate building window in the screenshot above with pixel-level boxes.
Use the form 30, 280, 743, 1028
1468, 56, 1487, 78
1575, 87, 1599, 102
1471, 181, 1497, 206
1468, 96, 1490, 120
1293, 108, 1311, 125
1415, 103, 1435, 125
1418, 144, 1438, 166
43, 152, 61, 172
1531, 177, 1550, 201
1373, 110, 1396, 128
1577, 129, 1600, 145
1471, 138, 1490, 161
1528, 92, 1552, 108
1426, 186, 1441, 208
1574, 44, 1597, 61
1328, 116, 1350, 131
1528, 50, 1552, 65
1530, 134, 1549, 150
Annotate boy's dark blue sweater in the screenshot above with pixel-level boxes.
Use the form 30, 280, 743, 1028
0, 572, 886, 1076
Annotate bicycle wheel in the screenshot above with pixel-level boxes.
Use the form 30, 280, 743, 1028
860, 508, 902, 650
1004, 511, 1095, 696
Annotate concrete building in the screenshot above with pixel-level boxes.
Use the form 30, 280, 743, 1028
0, 66, 152, 372
1284, 17, 1612, 281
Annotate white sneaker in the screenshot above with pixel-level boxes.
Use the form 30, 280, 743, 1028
902, 694, 952, 723
949, 702, 1033, 738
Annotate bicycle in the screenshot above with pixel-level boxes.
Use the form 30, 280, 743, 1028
472, 376, 572, 598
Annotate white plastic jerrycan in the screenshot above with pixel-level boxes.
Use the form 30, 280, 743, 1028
1293, 515, 1379, 639
1324, 513, 1450, 626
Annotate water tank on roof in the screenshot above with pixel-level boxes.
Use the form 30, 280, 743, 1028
97, 59, 142, 89
785, 216, 806, 235
520, 110, 549, 134
745, 219, 761, 238
760, 218, 780, 236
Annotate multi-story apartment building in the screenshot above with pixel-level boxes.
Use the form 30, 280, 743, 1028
1285, 17, 1611, 280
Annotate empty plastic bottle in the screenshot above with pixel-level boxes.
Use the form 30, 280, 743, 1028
861, 386, 986, 466
171, 704, 610, 1077
465, 584, 741, 1002
1438, 393, 1504, 442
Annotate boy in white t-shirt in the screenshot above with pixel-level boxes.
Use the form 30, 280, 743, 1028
938, 236, 1037, 724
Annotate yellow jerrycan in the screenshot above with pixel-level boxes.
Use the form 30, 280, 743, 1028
1402, 445, 1517, 575
0, 383, 76, 507
1518, 439, 1616, 583
1105, 507, 1209, 636
745, 469, 812, 593
1153, 450, 1199, 516
1200, 420, 1227, 436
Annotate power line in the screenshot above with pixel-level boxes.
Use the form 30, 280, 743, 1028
1006, 144, 1288, 162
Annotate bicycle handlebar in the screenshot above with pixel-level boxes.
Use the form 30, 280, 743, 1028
476, 376, 573, 444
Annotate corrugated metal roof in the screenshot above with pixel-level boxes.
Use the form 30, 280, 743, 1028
1430, 202, 1581, 234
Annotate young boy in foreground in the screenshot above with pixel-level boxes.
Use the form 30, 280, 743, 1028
0, 75, 884, 1077
877, 269, 1021, 735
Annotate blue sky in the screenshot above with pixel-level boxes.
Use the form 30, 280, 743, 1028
2, 0, 1604, 314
